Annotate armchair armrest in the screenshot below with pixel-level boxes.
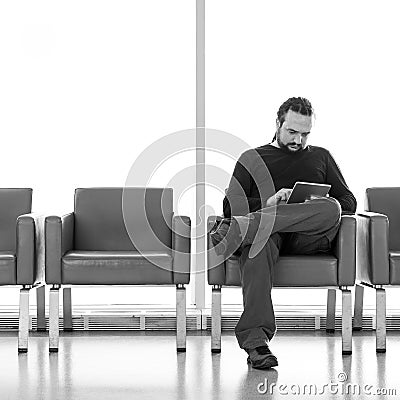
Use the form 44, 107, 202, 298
16, 213, 45, 285
207, 215, 226, 285
172, 215, 191, 284
45, 213, 74, 284
333, 214, 357, 286
356, 211, 389, 285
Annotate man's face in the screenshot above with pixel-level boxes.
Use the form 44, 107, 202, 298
276, 109, 312, 152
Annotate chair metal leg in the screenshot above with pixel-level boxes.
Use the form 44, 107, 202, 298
63, 287, 73, 332
326, 288, 336, 333
376, 287, 386, 353
36, 285, 46, 332
341, 287, 352, 355
176, 284, 186, 352
49, 285, 60, 352
18, 286, 31, 353
211, 285, 221, 353
353, 284, 364, 331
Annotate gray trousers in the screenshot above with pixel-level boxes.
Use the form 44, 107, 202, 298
233, 197, 342, 350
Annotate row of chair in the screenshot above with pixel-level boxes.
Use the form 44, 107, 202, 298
1, 187, 190, 353
0, 187, 397, 355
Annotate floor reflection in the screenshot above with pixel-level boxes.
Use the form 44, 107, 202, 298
0, 331, 398, 400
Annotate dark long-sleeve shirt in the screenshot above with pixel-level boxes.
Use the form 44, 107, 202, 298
223, 144, 357, 218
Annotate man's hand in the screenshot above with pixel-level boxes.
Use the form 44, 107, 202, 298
305, 194, 330, 202
265, 188, 292, 207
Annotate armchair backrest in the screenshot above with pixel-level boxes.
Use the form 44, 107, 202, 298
366, 187, 400, 251
74, 187, 173, 251
0, 188, 32, 251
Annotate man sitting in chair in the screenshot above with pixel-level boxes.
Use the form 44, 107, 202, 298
210, 97, 357, 369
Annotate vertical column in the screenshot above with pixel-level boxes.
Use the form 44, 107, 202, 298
195, 0, 206, 309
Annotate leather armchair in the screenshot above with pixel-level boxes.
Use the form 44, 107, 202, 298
45, 187, 191, 352
354, 187, 399, 352
0, 188, 45, 352
207, 213, 357, 355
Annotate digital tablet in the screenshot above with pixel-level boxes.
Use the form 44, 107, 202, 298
286, 182, 331, 204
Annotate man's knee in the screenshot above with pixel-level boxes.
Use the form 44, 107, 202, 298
316, 197, 341, 226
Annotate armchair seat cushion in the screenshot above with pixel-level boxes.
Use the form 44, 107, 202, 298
224, 254, 338, 287
0, 252, 16, 285
62, 251, 173, 285
389, 251, 400, 285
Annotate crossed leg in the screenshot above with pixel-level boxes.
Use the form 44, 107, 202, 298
234, 197, 341, 350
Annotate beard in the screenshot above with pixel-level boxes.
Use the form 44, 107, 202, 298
276, 130, 304, 153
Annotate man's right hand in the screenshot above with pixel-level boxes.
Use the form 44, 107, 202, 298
265, 188, 292, 207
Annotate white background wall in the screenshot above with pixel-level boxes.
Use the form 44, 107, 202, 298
205, 0, 400, 309
1, 0, 400, 309
0, 0, 195, 307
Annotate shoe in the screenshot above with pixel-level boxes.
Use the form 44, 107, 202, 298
246, 345, 278, 369
210, 218, 242, 257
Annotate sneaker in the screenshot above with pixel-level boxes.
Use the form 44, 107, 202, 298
246, 345, 278, 369
210, 218, 242, 256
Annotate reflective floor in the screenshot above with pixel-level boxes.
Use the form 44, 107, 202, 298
0, 331, 398, 400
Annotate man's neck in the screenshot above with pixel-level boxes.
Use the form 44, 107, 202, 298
270, 140, 280, 148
